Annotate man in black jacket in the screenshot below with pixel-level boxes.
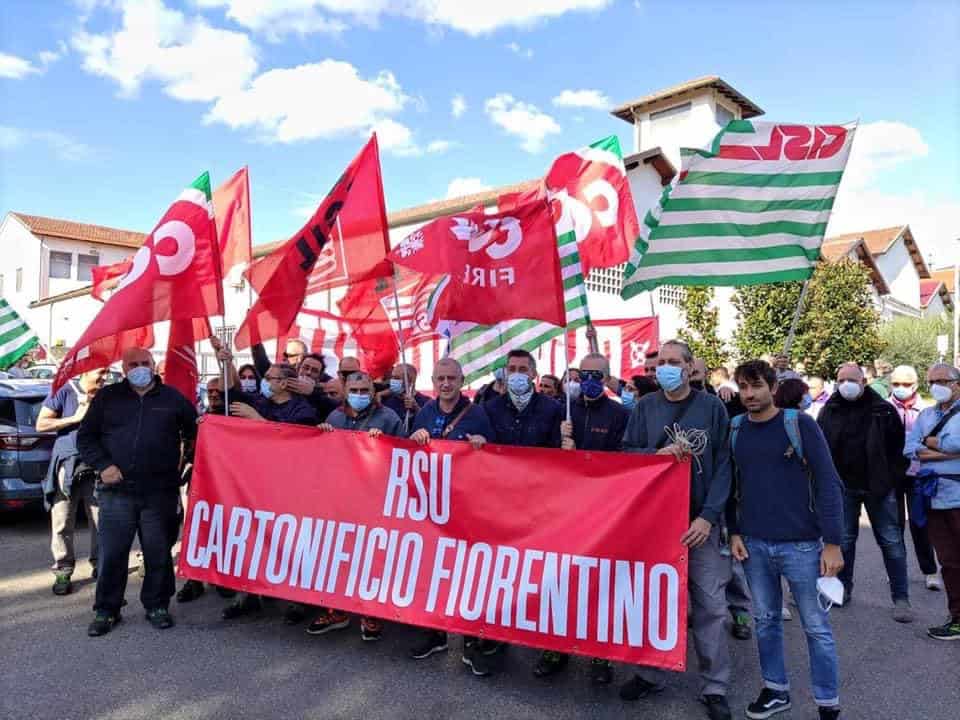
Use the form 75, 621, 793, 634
78, 347, 198, 637
818, 362, 913, 622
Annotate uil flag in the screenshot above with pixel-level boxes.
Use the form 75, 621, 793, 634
389, 199, 565, 327
236, 135, 391, 349
91, 258, 133, 302
214, 167, 252, 286
52, 173, 222, 393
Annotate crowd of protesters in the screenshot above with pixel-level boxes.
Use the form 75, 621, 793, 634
35, 336, 960, 720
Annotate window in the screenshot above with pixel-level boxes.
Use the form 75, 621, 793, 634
16, 268, 23, 292
650, 102, 691, 121
715, 104, 735, 128
658, 285, 687, 307
585, 265, 624, 295
77, 253, 99, 282
49, 251, 72, 279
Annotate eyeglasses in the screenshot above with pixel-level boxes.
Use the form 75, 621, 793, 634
264, 375, 284, 382
283, 352, 302, 360
930, 379, 957, 386
580, 370, 604, 381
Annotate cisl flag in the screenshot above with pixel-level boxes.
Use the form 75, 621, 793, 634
52, 173, 222, 393
390, 199, 565, 328
236, 135, 391, 349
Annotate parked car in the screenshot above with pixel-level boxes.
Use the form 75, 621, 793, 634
27, 364, 58, 380
0, 379, 55, 510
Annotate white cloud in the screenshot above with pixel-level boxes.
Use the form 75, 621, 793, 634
446, 177, 491, 199
552, 88, 610, 110
0, 51, 39, 79
205, 60, 408, 144
451, 93, 467, 118
426, 139, 455, 154
194, 0, 347, 41
371, 117, 421, 156
484, 93, 560, 153
72, 0, 258, 101
842, 121, 929, 189
38, 50, 62, 67
413, 0, 612, 35
0, 125, 93, 161
506, 41, 534, 59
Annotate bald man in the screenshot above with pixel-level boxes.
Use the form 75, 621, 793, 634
78, 348, 198, 637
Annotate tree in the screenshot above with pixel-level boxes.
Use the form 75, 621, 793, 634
678, 286, 729, 368
879, 313, 954, 391
793, 259, 884, 378
731, 282, 804, 361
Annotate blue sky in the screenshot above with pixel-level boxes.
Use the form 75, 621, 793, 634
1, 0, 958, 261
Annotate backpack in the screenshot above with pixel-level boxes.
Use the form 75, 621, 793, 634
730, 409, 815, 512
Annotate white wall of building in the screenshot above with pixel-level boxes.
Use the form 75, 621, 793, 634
875, 238, 921, 310
636, 92, 741, 169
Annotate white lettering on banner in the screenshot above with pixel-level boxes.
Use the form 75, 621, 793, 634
184, 504, 682, 651
462, 265, 516, 288
383, 448, 451, 525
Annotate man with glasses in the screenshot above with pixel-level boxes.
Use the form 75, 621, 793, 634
383, 363, 430, 435
533, 352, 628, 684
817, 362, 912, 621
905, 363, 960, 640
284, 352, 337, 421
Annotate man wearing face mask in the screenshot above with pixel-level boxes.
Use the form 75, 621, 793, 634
619, 340, 733, 720
887, 365, 940, 591
484, 349, 563, 449
817, 362, 912, 621
534, 352, 628, 684
229, 363, 318, 426
78, 348, 198, 637
383, 363, 429, 434
562, 368, 582, 403
285, 353, 337, 422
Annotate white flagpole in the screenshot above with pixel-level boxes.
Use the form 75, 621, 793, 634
563, 327, 572, 422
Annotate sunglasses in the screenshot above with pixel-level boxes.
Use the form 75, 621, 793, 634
580, 370, 604, 381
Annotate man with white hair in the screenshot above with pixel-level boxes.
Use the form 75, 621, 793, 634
888, 365, 941, 591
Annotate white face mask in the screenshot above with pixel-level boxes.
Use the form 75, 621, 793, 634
931, 383, 954, 404
837, 380, 863, 401
816, 576, 845, 611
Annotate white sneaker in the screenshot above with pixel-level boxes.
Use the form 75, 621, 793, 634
926, 574, 943, 591
781, 606, 793, 621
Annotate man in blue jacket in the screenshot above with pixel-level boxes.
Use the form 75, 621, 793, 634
483, 349, 562, 449
78, 348, 197, 637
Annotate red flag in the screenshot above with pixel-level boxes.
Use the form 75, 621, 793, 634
164, 317, 212, 402
592, 318, 659, 379
235, 136, 391, 349
390, 199, 565, 327
91, 258, 133, 302
214, 167, 252, 284
279, 309, 356, 362
53, 173, 222, 393
338, 275, 400, 379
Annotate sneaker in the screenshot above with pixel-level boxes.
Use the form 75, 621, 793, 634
781, 606, 793, 621
818, 707, 841, 719
532, 650, 569, 678
927, 618, 960, 641
702, 694, 732, 720
176, 579, 205, 603
730, 610, 752, 640
360, 617, 383, 641
87, 612, 121, 637
411, 631, 448, 659
589, 658, 613, 685
619, 674, 666, 701
461, 646, 493, 677
222, 595, 262, 620
283, 603, 307, 625
306, 609, 350, 635
53, 573, 72, 596
892, 599, 915, 623
925, 574, 942, 591
145, 608, 174, 630
746, 688, 791, 719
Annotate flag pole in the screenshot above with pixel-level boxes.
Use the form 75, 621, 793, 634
782, 280, 811, 357
563, 326, 572, 422
390, 267, 414, 432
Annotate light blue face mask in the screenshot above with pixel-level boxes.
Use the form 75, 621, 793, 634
620, 389, 636, 409
127, 366, 153, 388
507, 372, 532, 395
656, 364, 684, 392
260, 377, 273, 399
799, 393, 813, 411
389, 378, 405, 395
239, 378, 257, 394
347, 393, 372, 412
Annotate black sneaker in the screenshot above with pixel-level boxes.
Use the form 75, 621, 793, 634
702, 694, 732, 720
411, 631, 448, 659
53, 573, 72, 596
222, 595, 262, 620
87, 612, 121, 637
730, 610, 752, 640
927, 618, 960, 640
461, 646, 493, 677
619, 674, 666, 701
283, 603, 307, 625
146, 608, 174, 630
819, 707, 841, 720
533, 650, 569, 678
746, 688, 791, 719
589, 658, 613, 685
176, 580, 205, 603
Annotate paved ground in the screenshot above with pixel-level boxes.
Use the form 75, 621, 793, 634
1, 507, 957, 720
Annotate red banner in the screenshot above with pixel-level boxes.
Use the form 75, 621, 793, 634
179, 416, 689, 669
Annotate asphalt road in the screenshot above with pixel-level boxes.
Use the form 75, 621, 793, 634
1, 507, 957, 720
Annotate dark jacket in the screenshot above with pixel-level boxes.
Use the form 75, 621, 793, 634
253, 393, 318, 426
818, 386, 907, 496
570, 394, 629, 451
383, 391, 430, 433
327, 404, 403, 436
412, 396, 495, 442
484, 392, 562, 448
78, 378, 198, 494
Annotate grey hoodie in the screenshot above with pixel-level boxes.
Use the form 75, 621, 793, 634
622, 389, 732, 525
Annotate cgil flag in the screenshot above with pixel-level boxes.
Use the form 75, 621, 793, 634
621, 120, 857, 297
0, 298, 40, 370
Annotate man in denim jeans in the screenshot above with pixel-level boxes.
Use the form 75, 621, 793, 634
729, 360, 845, 720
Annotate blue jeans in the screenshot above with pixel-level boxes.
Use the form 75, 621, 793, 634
839, 489, 909, 601
742, 537, 840, 708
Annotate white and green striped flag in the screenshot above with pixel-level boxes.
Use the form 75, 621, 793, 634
621, 120, 857, 298
0, 298, 39, 369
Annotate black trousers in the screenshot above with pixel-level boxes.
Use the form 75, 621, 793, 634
896, 480, 939, 576
94, 487, 179, 615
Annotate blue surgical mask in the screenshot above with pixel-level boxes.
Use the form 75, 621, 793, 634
348, 393, 372, 412
239, 378, 257, 393
127, 366, 153, 388
389, 378, 405, 395
799, 393, 813, 411
260, 378, 273, 399
507, 372, 531, 395
620, 389, 636, 409
656, 365, 684, 392
581, 377, 605, 400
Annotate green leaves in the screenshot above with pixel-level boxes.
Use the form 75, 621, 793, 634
879, 313, 953, 392
679, 286, 730, 369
